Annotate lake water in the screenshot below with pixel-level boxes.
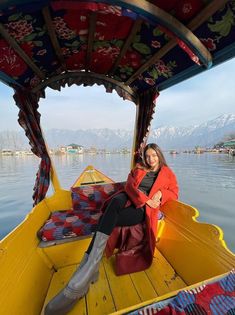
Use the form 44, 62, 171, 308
0, 153, 234, 252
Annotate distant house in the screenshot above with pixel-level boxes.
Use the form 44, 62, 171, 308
224, 139, 235, 156
66, 144, 84, 154
223, 139, 235, 148
1, 149, 14, 156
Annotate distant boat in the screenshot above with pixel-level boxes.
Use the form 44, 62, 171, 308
72, 165, 114, 187
169, 150, 179, 154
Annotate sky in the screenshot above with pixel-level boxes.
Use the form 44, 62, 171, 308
0, 57, 235, 131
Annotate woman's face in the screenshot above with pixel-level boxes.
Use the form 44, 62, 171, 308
145, 148, 159, 171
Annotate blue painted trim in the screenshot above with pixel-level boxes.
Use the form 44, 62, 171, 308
158, 43, 235, 91
0, 71, 22, 88
158, 64, 204, 91
212, 42, 235, 67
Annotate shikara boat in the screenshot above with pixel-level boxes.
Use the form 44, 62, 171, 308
0, 1, 234, 314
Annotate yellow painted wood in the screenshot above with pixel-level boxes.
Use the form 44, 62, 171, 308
131, 102, 139, 168
39, 248, 186, 315
157, 200, 235, 285
4, 252, 52, 315
144, 247, 185, 296
41, 237, 91, 269
49, 161, 62, 192
146, 256, 173, 296
109, 271, 230, 315
40, 265, 87, 315
44, 189, 72, 212
0, 200, 53, 315
154, 248, 186, 291
130, 271, 158, 301
72, 165, 114, 187
86, 261, 116, 314
103, 256, 141, 310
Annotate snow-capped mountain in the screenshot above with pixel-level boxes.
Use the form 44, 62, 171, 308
1, 114, 235, 150
149, 114, 235, 149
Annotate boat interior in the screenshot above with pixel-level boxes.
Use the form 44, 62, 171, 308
1, 167, 234, 315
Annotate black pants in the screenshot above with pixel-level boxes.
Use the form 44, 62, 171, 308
86, 192, 145, 254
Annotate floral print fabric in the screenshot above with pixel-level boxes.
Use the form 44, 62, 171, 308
0, 1, 234, 92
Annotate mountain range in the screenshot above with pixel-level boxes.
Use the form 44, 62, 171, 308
1, 114, 235, 151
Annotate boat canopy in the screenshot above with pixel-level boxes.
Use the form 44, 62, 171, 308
0, 0, 234, 204
0, 0, 234, 96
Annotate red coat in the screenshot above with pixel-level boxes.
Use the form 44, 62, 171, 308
105, 165, 178, 275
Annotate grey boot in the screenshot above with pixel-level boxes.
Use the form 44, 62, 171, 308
45, 231, 109, 315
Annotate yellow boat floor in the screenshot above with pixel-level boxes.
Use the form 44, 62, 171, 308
41, 248, 186, 315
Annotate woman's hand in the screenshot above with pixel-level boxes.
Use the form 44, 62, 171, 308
146, 198, 161, 208
152, 191, 162, 202
146, 190, 162, 208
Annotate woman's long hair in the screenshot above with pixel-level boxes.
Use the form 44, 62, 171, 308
143, 143, 167, 169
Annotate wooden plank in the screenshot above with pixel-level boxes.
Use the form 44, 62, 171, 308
42, 6, 66, 71
0, 23, 45, 80
1, 250, 52, 315
145, 257, 171, 296
130, 271, 158, 301
154, 249, 186, 291
126, 0, 226, 85
130, 102, 140, 168
40, 249, 186, 315
109, 19, 142, 75
103, 256, 141, 310
86, 261, 116, 315
86, 12, 97, 69
0, 200, 52, 315
145, 248, 186, 296
40, 265, 87, 315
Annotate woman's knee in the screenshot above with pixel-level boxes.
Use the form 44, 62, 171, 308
110, 192, 127, 204
107, 192, 127, 211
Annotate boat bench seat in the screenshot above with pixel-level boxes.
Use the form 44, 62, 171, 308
38, 182, 125, 243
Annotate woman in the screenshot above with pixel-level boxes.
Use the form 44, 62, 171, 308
45, 143, 178, 315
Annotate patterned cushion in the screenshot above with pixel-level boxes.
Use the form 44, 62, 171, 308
38, 182, 125, 242
71, 182, 125, 211
38, 209, 102, 241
